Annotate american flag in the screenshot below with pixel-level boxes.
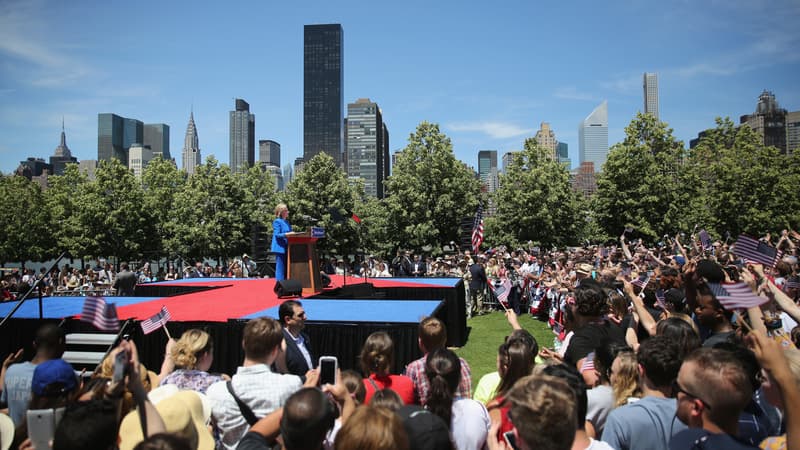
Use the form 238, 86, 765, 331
140, 306, 171, 335
699, 230, 712, 250
471, 205, 484, 253
785, 277, 800, 291
732, 235, 783, 268
80, 297, 120, 332
655, 289, 667, 310
580, 352, 595, 373
631, 274, 650, 289
491, 279, 512, 304
707, 282, 767, 310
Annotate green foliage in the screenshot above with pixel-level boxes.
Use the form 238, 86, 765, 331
284, 152, 363, 257
0, 175, 50, 263
488, 139, 584, 248
593, 113, 690, 241
383, 122, 482, 253
684, 118, 800, 236
165, 156, 249, 260
82, 159, 153, 261
43, 164, 94, 258
356, 196, 393, 257
141, 157, 186, 258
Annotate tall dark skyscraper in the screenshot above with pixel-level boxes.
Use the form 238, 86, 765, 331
304, 24, 343, 168
144, 123, 170, 160
98, 113, 125, 164
97, 113, 143, 167
259, 139, 281, 167
230, 98, 255, 173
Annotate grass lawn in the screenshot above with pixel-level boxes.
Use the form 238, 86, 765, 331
453, 311, 555, 390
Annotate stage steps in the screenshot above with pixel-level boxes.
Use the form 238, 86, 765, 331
62, 332, 119, 371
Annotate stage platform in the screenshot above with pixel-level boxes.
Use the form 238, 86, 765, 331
0, 276, 466, 375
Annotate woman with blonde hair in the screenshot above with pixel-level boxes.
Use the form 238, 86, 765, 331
609, 349, 641, 407
360, 332, 414, 404
271, 203, 291, 281
158, 329, 225, 394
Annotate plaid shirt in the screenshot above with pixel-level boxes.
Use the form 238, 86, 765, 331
404, 354, 472, 405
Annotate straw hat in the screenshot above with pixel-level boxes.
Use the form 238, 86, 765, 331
0, 413, 13, 450
118, 390, 213, 450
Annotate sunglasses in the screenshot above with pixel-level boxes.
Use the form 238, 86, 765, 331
672, 380, 711, 410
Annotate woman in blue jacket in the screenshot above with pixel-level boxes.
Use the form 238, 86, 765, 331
271, 203, 291, 280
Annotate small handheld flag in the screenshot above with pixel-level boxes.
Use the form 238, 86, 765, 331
732, 235, 783, 268
141, 306, 171, 335
81, 297, 120, 332
707, 282, 767, 310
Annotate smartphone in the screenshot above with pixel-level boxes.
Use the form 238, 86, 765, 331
319, 356, 338, 386
28, 408, 65, 450
113, 350, 128, 384
503, 430, 519, 450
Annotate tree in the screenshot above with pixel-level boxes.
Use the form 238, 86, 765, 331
82, 159, 153, 262
43, 164, 93, 259
685, 118, 800, 236
165, 156, 248, 261
487, 138, 584, 248
0, 175, 50, 264
141, 156, 186, 258
593, 113, 690, 241
239, 165, 276, 229
383, 122, 481, 253
283, 153, 362, 258
355, 195, 393, 258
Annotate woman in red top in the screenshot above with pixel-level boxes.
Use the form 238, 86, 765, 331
360, 331, 415, 404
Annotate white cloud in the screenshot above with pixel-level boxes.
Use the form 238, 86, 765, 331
0, 0, 94, 87
447, 121, 534, 139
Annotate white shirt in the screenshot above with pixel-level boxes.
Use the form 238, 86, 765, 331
451, 398, 490, 450
207, 364, 302, 450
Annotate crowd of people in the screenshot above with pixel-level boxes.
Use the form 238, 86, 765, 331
2, 229, 800, 449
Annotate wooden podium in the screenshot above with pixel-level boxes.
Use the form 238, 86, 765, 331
285, 229, 323, 296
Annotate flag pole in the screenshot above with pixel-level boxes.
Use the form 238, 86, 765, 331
160, 306, 171, 339
162, 319, 172, 340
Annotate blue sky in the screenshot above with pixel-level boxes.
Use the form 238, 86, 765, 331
1, 0, 798, 175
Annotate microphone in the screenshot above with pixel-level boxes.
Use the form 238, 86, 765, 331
298, 214, 320, 222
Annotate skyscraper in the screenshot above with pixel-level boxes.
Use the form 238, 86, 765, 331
144, 123, 170, 160
346, 98, 389, 198
643, 73, 659, 119
182, 111, 201, 175
578, 100, 609, 173
535, 122, 558, 158
50, 120, 77, 175
259, 140, 281, 167
787, 110, 800, 155
740, 90, 788, 153
230, 98, 255, 173
97, 113, 143, 167
304, 24, 344, 168
478, 150, 499, 192
556, 142, 571, 168
128, 143, 152, 178
98, 113, 126, 164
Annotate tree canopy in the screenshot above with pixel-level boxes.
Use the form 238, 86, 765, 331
383, 122, 482, 253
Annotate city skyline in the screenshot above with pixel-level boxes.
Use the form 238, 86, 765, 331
0, 0, 797, 175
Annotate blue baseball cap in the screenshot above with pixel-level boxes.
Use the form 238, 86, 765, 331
32, 359, 78, 397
